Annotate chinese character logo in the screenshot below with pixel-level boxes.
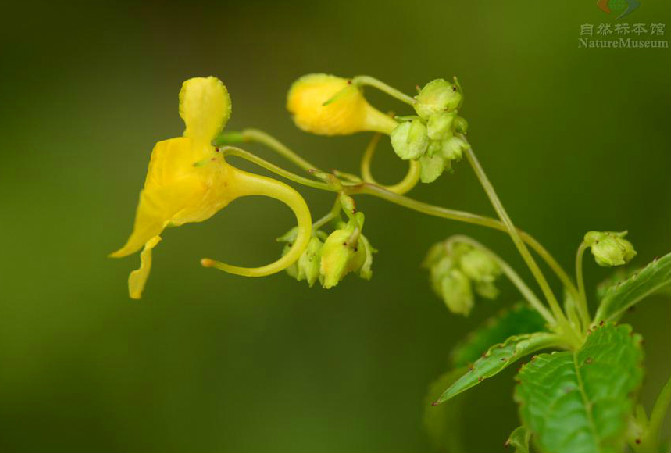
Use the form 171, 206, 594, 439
597, 0, 640, 19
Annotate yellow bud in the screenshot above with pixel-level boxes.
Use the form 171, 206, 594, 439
287, 74, 397, 136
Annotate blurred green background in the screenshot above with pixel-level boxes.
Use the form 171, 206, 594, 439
1, 1, 669, 451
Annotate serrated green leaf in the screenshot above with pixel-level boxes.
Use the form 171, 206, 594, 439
436, 333, 560, 404
505, 426, 530, 453
515, 324, 643, 453
424, 368, 467, 452
451, 303, 548, 368
594, 252, 671, 323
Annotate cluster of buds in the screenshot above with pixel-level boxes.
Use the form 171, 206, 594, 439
391, 79, 469, 183
423, 239, 502, 315
583, 231, 637, 266
280, 195, 375, 289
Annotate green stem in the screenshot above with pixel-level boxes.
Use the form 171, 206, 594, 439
355, 183, 579, 303
574, 242, 592, 330
217, 131, 581, 310
220, 146, 335, 192
447, 236, 555, 325
215, 129, 320, 173
640, 373, 671, 452
352, 75, 417, 107
462, 142, 580, 346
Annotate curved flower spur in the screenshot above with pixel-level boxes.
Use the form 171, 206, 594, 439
111, 77, 312, 298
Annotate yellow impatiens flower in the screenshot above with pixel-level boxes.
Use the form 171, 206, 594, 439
111, 76, 312, 298
287, 74, 397, 135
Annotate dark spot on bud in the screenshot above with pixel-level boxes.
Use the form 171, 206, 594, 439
635, 439, 641, 444
599, 320, 605, 326
478, 377, 484, 382
468, 365, 474, 371
347, 80, 352, 85
585, 357, 593, 365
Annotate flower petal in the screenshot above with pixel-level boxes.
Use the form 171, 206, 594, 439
179, 76, 231, 144
110, 138, 215, 258
128, 236, 161, 299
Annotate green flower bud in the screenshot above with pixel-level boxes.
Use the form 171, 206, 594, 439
279, 228, 327, 286
429, 255, 454, 296
415, 79, 462, 119
440, 269, 474, 316
474, 281, 499, 300
423, 241, 449, 269
426, 112, 456, 141
454, 116, 468, 134
460, 248, 501, 282
391, 119, 429, 160
440, 136, 468, 161
419, 153, 445, 184
283, 244, 299, 279
319, 212, 374, 288
584, 231, 636, 266
296, 236, 323, 287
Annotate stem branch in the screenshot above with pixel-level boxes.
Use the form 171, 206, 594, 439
352, 75, 417, 106
462, 141, 579, 345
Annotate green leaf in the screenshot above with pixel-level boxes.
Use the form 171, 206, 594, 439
436, 333, 559, 404
515, 323, 643, 453
424, 368, 467, 452
451, 303, 548, 368
505, 426, 531, 453
595, 252, 671, 323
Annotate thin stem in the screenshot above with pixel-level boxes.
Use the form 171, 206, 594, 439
447, 235, 555, 324
640, 373, 671, 451
574, 242, 592, 329
220, 146, 336, 192
222, 130, 580, 312
313, 197, 343, 230
361, 133, 420, 195
214, 129, 320, 173
462, 142, 579, 345
355, 183, 580, 301
352, 75, 417, 107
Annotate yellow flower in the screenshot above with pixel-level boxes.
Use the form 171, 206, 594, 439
287, 74, 397, 135
111, 77, 312, 298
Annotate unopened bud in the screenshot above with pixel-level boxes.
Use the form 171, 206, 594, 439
440, 136, 468, 161
391, 119, 429, 160
460, 248, 501, 283
419, 154, 446, 184
415, 79, 463, 119
441, 269, 474, 316
287, 74, 397, 135
584, 231, 636, 266
426, 112, 456, 140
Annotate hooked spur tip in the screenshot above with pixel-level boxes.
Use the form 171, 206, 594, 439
201, 258, 215, 267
